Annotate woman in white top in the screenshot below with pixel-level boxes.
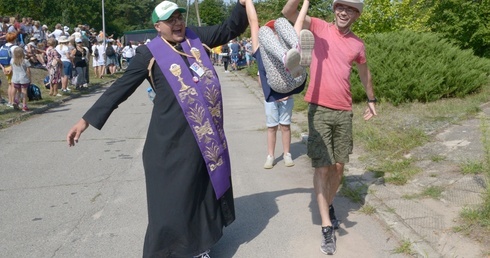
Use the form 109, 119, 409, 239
121, 42, 135, 65
91, 39, 106, 78
55, 35, 73, 92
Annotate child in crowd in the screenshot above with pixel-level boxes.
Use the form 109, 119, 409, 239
10, 47, 31, 111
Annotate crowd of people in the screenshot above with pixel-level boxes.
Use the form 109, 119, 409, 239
0, 15, 139, 109
211, 36, 255, 72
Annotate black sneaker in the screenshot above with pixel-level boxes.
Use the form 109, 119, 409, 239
321, 226, 336, 255
329, 205, 340, 229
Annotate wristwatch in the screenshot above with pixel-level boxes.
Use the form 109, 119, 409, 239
367, 97, 377, 103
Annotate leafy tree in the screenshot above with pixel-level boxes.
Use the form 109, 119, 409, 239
354, 0, 397, 35
199, 0, 226, 26
427, 0, 490, 58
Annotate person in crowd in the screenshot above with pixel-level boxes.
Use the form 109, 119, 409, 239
121, 42, 135, 66
282, 0, 377, 255
105, 40, 117, 75
92, 39, 106, 78
45, 38, 62, 96
114, 38, 123, 71
35, 41, 47, 67
63, 26, 70, 37
0, 17, 10, 46
213, 45, 222, 66
41, 24, 49, 43
244, 38, 254, 67
0, 32, 19, 108
66, 1, 249, 257
25, 37, 45, 67
71, 27, 82, 41
221, 43, 230, 72
7, 17, 17, 33
81, 40, 90, 85
80, 28, 91, 49
48, 24, 63, 40
55, 35, 73, 92
73, 38, 88, 89
229, 38, 240, 71
32, 21, 44, 43
10, 47, 31, 111
244, 0, 311, 169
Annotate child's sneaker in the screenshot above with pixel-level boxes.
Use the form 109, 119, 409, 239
283, 48, 303, 77
299, 29, 315, 66
22, 106, 29, 112
284, 153, 295, 167
264, 155, 274, 169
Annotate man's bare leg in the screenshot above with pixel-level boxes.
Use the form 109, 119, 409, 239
314, 163, 343, 226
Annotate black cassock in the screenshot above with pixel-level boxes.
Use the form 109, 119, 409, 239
82, 3, 248, 257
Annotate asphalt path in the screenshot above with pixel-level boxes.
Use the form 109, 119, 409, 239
0, 67, 407, 257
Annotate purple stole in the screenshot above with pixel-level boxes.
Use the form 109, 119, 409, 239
147, 29, 231, 199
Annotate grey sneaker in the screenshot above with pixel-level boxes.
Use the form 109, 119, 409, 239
264, 155, 274, 169
321, 226, 336, 255
299, 29, 314, 66
329, 205, 340, 230
284, 152, 295, 167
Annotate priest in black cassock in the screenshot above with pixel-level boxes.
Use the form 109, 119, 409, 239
66, 1, 249, 257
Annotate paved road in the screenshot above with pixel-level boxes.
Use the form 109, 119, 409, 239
0, 67, 405, 257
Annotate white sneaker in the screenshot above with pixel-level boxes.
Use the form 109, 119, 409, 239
299, 30, 315, 66
264, 155, 274, 169
284, 153, 295, 167
284, 49, 301, 70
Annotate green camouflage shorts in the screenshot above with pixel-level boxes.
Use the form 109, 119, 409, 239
307, 104, 353, 167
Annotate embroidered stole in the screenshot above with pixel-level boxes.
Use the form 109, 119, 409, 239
147, 29, 231, 199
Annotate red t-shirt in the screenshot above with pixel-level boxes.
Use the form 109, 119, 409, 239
305, 18, 366, 111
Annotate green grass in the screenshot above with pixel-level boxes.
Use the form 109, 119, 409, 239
359, 204, 376, 215
430, 155, 446, 162
460, 160, 485, 175
392, 239, 414, 255
421, 185, 444, 199
382, 158, 420, 185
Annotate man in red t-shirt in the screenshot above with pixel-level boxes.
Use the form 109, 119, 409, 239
283, 0, 377, 255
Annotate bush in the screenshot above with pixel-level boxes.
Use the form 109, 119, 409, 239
350, 30, 490, 105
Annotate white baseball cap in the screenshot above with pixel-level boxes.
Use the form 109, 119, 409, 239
151, 1, 186, 23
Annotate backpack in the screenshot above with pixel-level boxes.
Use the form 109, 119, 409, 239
106, 46, 115, 57
28, 84, 42, 101
0, 44, 13, 66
